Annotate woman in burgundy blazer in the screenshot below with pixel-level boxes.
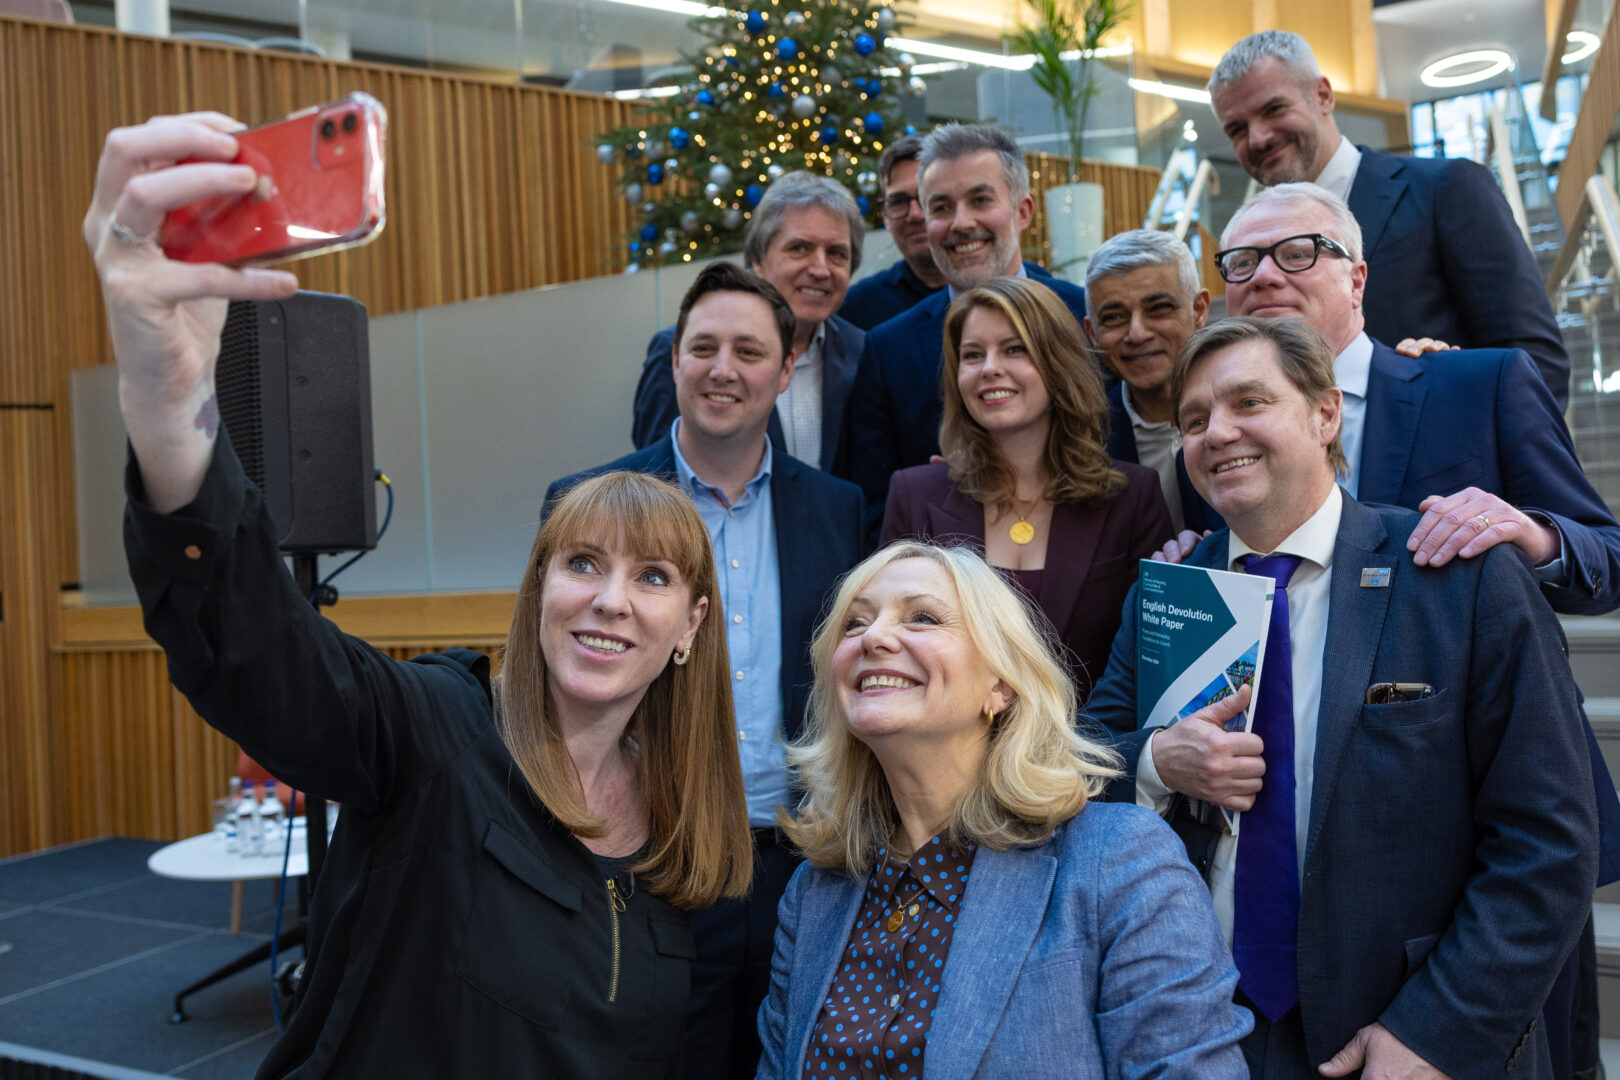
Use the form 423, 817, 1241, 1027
878, 278, 1172, 703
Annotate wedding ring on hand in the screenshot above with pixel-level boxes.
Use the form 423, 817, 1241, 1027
108, 216, 155, 247
1472, 514, 1491, 531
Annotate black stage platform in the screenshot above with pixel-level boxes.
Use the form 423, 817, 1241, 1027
0, 837, 292, 1079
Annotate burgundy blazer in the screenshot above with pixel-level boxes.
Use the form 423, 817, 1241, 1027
878, 461, 1173, 704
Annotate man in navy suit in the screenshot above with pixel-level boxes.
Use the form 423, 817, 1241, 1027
1083, 228, 1212, 534
847, 123, 1088, 532
550, 263, 865, 1080
837, 133, 946, 331
631, 172, 866, 475
1216, 180, 1620, 1079
1209, 29, 1569, 409
1086, 315, 1596, 1079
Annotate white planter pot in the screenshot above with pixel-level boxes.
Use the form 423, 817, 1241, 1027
1044, 180, 1105, 285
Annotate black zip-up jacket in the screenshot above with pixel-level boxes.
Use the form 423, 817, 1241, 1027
125, 437, 691, 1078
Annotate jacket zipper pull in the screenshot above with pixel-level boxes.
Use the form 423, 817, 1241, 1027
606, 878, 625, 1003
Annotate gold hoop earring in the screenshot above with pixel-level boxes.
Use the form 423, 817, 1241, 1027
672, 647, 692, 666
983, 703, 997, 728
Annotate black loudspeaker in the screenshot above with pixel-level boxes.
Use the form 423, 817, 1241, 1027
217, 291, 377, 554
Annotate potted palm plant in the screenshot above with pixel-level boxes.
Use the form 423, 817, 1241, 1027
1007, 0, 1127, 282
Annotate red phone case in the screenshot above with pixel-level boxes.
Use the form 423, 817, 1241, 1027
162, 92, 387, 267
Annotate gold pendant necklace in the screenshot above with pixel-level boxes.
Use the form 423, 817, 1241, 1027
1008, 495, 1038, 546
885, 884, 928, 932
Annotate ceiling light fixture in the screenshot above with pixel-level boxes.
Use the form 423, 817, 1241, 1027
1419, 49, 1514, 89
1127, 77, 1211, 104
1563, 30, 1601, 64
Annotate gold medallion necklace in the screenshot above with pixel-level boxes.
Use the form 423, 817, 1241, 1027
1008, 494, 1039, 546
885, 884, 929, 932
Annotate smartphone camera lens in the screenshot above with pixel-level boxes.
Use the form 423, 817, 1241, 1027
320, 118, 336, 139
341, 112, 357, 134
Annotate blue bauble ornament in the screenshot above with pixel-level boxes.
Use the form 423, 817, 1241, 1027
904, 124, 917, 135
668, 126, 690, 149
862, 111, 884, 134
647, 163, 665, 185
745, 183, 765, 207
857, 195, 871, 215
767, 81, 787, 98
864, 78, 882, 98
696, 89, 715, 106
625, 143, 642, 159
854, 32, 876, 55
777, 37, 798, 60
817, 126, 839, 145
639, 225, 657, 243
630, 241, 641, 252
745, 9, 767, 33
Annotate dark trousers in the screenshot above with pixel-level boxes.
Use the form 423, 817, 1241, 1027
679, 828, 801, 1080
1236, 991, 1314, 1079
1545, 913, 1602, 1078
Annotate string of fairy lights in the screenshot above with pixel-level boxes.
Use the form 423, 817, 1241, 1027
595, 1, 921, 271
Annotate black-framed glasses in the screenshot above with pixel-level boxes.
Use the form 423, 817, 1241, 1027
1214, 233, 1353, 283
882, 192, 922, 216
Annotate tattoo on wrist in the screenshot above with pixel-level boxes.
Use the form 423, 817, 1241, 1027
195, 394, 221, 439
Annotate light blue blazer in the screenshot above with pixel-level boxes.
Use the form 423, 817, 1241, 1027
755, 801, 1250, 1079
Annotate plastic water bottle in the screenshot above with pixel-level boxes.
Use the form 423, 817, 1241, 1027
240, 781, 263, 856
219, 776, 243, 853
259, 780, 286, 851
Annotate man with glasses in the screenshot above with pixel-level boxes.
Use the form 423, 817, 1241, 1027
837, 134, 946, 331
632, 172, 865, 477
1216, 181, 1620, 1080
1209, 30, 1569, 408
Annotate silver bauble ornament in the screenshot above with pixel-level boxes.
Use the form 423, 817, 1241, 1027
664, 157, 680, 172
856, 170, 879, 195
820, 64, 841, 85
688, 110, 702, 121
791, 94, 817, 118
643, 202, 658, 214
833, 152, 852, 172
722, 208, 744, 229
709, 163, 734, 186
663, 227, 678, 241
704, 182, 723, 200
680, 210, 700, 231
597, 143, 616, 164
766, 163, 785, 180
782, 10, 805, 28
906, 75, 927, 97
625, 182, 644, 203
876, 7, 895, 30
625, 262, 641, 274
897, 52, 916, 70
645, 138, 666, 159
658, 239, 678, 257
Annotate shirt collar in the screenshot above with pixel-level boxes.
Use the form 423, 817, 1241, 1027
1228, 485, 1343, 573
1335, 331, 1373, 402
794, 320, 826, 372
1119, 383, 1175, 429
946, 259, 1028, 303
1311, 135, 1362, 201
668, 417, 773, 505
873, 832, 976, 912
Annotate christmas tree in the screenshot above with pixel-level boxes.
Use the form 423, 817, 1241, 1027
595, 1, 924, 271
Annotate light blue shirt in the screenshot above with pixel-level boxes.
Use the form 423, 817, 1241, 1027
670, 419, 793, 826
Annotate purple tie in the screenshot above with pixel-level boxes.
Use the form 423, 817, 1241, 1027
1233, 553, 1303, 1022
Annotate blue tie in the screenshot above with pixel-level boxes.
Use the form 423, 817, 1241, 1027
1234, 552, 1303, 1022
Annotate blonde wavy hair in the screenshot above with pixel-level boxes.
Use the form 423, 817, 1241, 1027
940, 277, 1125, 511
781, 542, 1121, 875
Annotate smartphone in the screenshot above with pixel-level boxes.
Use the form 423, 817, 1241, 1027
162, 92, 387, 267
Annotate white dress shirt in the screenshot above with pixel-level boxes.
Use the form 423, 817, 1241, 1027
1334, 332, 1373, 498
777, 321, 824, 466
1120, 383, 1186, 532
1138, 485, 1343, 944
1311, 136, 1363, 202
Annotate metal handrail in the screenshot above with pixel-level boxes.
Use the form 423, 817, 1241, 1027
1549, 176, 1620, 293
1487, 100, 1533, 247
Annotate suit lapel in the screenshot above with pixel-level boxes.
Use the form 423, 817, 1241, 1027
771, 457, 807, 726
783, 872, 866, 1073
925, 842, 1059, 1080
1356, 341, 1425, 505
1304, 497, 1396, 866
927, 482, 986, 546
1037, 500, 1106, 639
818, 318, 860, 465
1346, 148, 1406, 256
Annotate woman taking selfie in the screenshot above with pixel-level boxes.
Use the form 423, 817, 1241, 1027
85, 112, 750, 1077
755, 542, 1249, 1078
879, 276, 1173, 701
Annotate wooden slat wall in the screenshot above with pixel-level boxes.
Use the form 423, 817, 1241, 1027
1555, 10, 1620, 231
1024, 153, 1165, 267
0, 17, 1168, 857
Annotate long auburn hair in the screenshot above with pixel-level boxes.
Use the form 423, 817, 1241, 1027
939, 277, 1124, 510
497, 471, 751, 909
781, 542, 1121, 876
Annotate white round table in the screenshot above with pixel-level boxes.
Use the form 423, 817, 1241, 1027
149, 824, 310, 882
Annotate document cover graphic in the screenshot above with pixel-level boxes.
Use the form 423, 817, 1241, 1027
1136, 560, 1274, 735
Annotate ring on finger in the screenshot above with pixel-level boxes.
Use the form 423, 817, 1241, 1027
108, 216, 156, 247
1472, 514, 1491, 531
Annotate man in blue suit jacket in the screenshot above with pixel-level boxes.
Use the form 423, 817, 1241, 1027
837, 133, 946, 331
549, 263, 865, 1080
1085, 316, 1597, 1080
1209, 30, 1569, 408
846, 123, 1087, 532
632, 172, 866, 476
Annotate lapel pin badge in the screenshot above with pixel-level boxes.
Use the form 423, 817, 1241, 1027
1360, 567, 1392, 588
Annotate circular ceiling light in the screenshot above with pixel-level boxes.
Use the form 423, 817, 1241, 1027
1419, 49, 1515, 89
1563, 30, 1601, 64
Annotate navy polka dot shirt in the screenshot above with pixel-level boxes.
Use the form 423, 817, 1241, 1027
802, 832, 977, 1078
